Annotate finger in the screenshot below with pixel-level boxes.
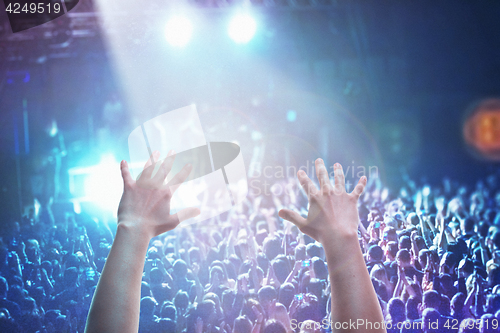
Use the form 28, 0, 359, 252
315, 158, 331, 192
152, 150, 176, 184
141, 151, 160, 180
120, 160, 134, 187
144, 150, 159, 169
157, 207, 200, 234
333, 163, 346, 194
278, 209, 306, 229
350, 175, 367, 199
174, 207, 201, 224
167, 163, 193, 191
297, 170, 317, 197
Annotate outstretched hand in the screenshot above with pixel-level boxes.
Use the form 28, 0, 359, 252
117, 150, 200, 240
278, 159, 366, 243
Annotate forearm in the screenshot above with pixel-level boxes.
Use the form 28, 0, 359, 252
393, 279, 403, 299
420, 221, 434, 248
322, 233, 385, 333
14, 260, 22, 278
438, 230, 448, 251
193, 276, 203, 303
480, 247, 489, 266
85, 222, 150, 333
226, 231, 235, 258
285, 267, 299, 284
464, 290, 475, 317
411, 240, 419, 259
250, 268, 261, 291
252, 323, 262, 333
41, 272, 54, 294
475, 292, 484, 317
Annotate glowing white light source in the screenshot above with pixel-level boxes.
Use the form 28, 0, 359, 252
228, 14, 257, 44
84, 154, 123, 215
287, 110, 297, 122
165, 17, 193, 47
422, 185, 431, 197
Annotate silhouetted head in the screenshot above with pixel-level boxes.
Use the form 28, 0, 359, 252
173, 259, 188, 278
422, 290, 440, 310
233, 316, 252, 333
388, 297, 405, 323
140, 297, 157, 317
263, 320, 287, 333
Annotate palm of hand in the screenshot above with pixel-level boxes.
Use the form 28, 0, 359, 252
117, 150, 200, 239
279, 159, 367, 243
118, 181, 174, 234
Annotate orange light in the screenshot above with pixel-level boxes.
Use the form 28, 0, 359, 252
464, 99, 500, 160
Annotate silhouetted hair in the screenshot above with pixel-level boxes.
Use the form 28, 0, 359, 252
233, 316, 252, 333
263, 320, 287, 333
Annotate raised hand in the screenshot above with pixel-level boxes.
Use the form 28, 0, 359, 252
397, 265, 406, 279
117, 150, 200, 239
195, 317, 203, 333
85, 150, 200, 333
219, 321, 231, 333
241, 274, 249, 294
277, 158, 385, 332
252, 305, 264, 325
278, 159, 367, 243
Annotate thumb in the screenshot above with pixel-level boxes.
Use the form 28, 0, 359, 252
176, 207, 201, 223
120, 160, 134, 187
278, 209, 306, 229
156, 207, 200, 235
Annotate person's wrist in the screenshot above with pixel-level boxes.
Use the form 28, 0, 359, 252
117, 220, 153, 242
319, 230, 358, 249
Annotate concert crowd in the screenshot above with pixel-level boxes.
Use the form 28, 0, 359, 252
2, 166, 500, 333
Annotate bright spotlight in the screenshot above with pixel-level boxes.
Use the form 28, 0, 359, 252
84, 154, 123, 215
286, 110, 297, 122
228, 14, 257, 44
165, 17, 193, 47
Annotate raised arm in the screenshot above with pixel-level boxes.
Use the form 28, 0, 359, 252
278, 159, 386, 333
84, 151, 199, 333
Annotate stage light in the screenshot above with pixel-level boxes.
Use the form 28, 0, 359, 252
228, 14, 257, 44
286, 110, 297, 122
83, 154, 123, 215
464, 98, 500, 160
165, 17, 193, 47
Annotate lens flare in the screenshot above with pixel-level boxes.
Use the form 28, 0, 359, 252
84, 154, 123, 215
228, 14, 257, 44
165, 16, 193, 47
